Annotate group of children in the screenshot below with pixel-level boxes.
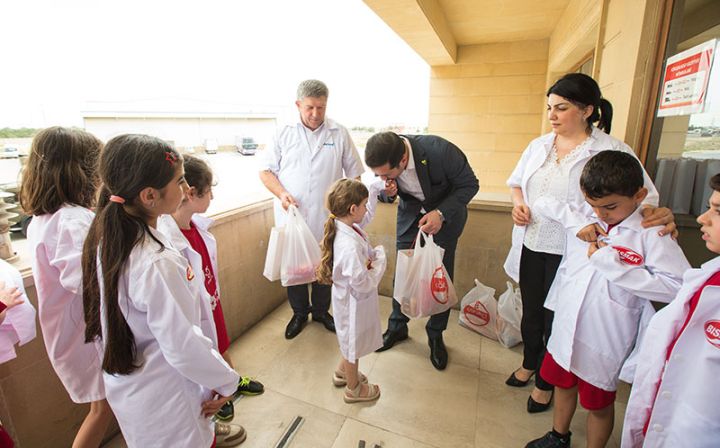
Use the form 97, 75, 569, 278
1, 127, 265, 448
0, 125, 716, 447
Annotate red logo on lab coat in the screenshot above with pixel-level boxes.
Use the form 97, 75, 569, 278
186, 265, 195, 281
612, 246, 644, 266
431, 267, 449, 304
704, 320, 720, 348
463, 302, 490, 327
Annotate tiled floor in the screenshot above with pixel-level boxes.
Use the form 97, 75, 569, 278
104, 297, 629, 447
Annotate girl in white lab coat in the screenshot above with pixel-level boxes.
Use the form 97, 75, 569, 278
317, 178, 386, 404
20, 127, 114, 447
622, 173, 720, 448
82, 135, 239, 448
0, 260, 37, 448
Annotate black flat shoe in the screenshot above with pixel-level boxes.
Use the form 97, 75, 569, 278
285, 315, 308, 339
312, 312, 336, 333
375, 328, 409, 352
506, 369, 535, 387
525, 430, 571, 448
527, 391, 553, 414
428, 335, 448, 370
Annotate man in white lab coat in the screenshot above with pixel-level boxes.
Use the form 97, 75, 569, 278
260, 79, 365, 339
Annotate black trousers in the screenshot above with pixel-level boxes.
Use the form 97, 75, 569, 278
287, 282, 331, 318
519, 245, 562, 391
387, 229, 458, 340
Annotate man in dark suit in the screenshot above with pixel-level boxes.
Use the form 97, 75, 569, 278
364, 131, 479, 370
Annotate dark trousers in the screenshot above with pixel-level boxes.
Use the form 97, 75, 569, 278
387, 228, 458, 340
287, 282, 331, 318
519, 245, 562, 391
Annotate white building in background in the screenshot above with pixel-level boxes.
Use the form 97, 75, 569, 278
82, 99, 280, 150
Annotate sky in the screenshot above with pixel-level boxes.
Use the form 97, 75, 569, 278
0, 0, 430, 129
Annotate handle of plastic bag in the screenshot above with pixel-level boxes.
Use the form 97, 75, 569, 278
411, 230, 433, 252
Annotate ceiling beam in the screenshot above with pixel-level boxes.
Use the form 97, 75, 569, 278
364, 0, 457, 65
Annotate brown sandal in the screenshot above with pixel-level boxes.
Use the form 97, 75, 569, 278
343, 382, 380, 404
332, 370, 368, 387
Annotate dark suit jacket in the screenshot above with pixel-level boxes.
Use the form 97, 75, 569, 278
381, 134, 479, 245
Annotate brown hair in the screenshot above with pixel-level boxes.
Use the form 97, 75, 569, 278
711, 173, 720, 192
183, 155, 213, 196
82, 134, 181, 375
316, 179, 369, 285
20, 126, 102, 215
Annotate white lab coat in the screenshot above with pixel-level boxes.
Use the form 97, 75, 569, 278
27, 205, 105, 403
503, 127, 660, 282
262, 117, 365, 242
622, 256, 720, 448
536, 202, 689, 391
331, 221, 386, 361
100, 226, 238, 448
0, 259, 36, 364
157, 214, 219, 349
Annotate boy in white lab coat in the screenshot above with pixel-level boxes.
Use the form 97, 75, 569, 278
525, 151, 689, 448
621, 173, 720, 448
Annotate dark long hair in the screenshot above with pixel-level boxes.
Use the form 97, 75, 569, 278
20, 126, 102, 215
82, 134, 180, 375
547, 73, 613, 133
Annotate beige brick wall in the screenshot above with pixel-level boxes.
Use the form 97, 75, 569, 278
429, 40, 549, 193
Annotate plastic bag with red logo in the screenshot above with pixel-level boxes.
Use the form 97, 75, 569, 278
458, 279, 499, 341
393, 232, 457, 318
280, 205, 321, 287
496, 281, 523, 348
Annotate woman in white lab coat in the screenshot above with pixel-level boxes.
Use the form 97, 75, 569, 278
502, 73, 672, 413
622, 176, 720, 448
20, 126, 114, 446
317, 179, 386, 404
82, 135, 239, 448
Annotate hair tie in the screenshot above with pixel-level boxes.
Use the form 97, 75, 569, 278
165, 151, 178, 166
329, 213, 336, 219
109, 195, 126, 204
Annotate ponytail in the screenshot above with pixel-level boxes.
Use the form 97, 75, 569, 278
82, 134, 178, 376
596, 98, 613, 134
316, 215, 337, 285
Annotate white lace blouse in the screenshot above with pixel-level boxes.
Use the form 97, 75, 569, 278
523, 139, 589, 254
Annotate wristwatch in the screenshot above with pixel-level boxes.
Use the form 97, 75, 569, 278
435, 209, 445, 222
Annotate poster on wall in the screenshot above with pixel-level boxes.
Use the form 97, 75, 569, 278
658, 39, 717, 117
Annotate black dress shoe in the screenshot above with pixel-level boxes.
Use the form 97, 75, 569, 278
312, 313, 336, 333
506, 369, 535, 387
527, 390, 553, 414
375, 328, 408, 352
285, 315, 307, 339
428, 336, 448, 370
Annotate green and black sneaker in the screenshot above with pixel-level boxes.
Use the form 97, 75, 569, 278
215, 400, 234, 422
235, 376, 264, 397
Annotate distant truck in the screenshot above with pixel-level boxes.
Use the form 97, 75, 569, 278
205, 139, 218, 154
236, 137, 258, 156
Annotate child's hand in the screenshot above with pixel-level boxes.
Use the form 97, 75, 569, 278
201, 391, 232, 418
577, 223, 606, 242
0, 281, 23, 311
587, 240, 608, 258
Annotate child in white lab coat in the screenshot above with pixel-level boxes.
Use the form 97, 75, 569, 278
621, 173, 720, 448
317, 178, 386, 404
0, 259, 37, 448
525, 151, 689, 448
20, 126, 114, 447
82, 135, 240, 448
158, 155, 263, 432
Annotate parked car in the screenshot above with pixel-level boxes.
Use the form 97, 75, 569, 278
205, 139, 218, 154
1, 146, 19, 159
236, 137, 258, 156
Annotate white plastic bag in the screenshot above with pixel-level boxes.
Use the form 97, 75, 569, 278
394, 232, 457, 318
263, 226, 284, 281
458, 279, 499, 341
497, 281, 523, 348
280, 205, 321, 287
